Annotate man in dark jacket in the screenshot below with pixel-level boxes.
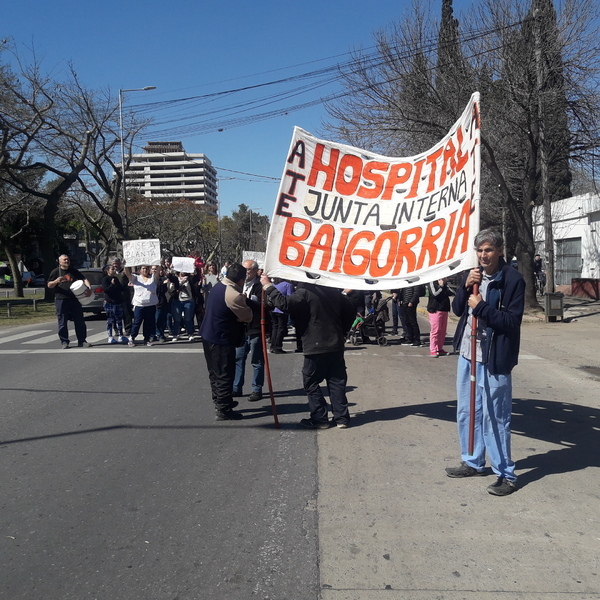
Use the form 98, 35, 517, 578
199, 263, 253, 421
233, 260, 265, 402
445, 228, 525, 496
261, 274, 356, 429
399, 284, 425, 347
47, 254, 92, 349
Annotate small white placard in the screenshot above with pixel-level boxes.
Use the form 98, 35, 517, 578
123, 239, 161, 267
171, 256, 196, 273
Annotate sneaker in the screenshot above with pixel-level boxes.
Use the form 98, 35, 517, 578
411, 341, 422, 347
119, 336, 129, 344
430, 352, 439, 358
438, 349, 448, 356
215, 410, 244, 421
300, 418, 330, 430
157, 337, 167, 343
128, 338, 135, 347
108, 336, 115, 344
248, 391, 263, 402
61, 341, 70, 349
78, 341, 92, 348
271, 349, 286, 354
188, 335, 194, 341
445, 462, 485, 478
171, 336, 179, 342
335, 421, 349, 429
146, 340, 154, 347
487, 477, 518, 496
400, 339, 413, 345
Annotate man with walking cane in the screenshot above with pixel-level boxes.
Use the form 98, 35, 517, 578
445, 228, 525, 496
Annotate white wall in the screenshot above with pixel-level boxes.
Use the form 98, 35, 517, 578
533, 193, 600, 280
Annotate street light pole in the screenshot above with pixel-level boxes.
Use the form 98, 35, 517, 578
119, 86, 156, 239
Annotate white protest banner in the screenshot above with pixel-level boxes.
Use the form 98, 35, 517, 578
242, 251, 266, 270
123, 239, 161, 267
264, 93, 481, 290
171, 256, 196, 273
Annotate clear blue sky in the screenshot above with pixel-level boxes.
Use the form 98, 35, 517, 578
3, 0, 470, 218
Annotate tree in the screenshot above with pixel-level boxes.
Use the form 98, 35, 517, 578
0, 181, 42, 297
127, 196, 220, 260
0, 43, 151, 298
324, 0, 599, 308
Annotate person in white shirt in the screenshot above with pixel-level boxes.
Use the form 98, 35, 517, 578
123, 263, 160, 347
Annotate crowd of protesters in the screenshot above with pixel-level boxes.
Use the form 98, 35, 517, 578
49, 229, 524, 495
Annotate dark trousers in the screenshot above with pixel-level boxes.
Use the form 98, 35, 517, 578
270, 311, 287, 351
55, 298, 87, 344
392, 300, 408, 336
155, 305, 168, 339
131, 305, 156, 341
302, 350, 350, 425
202, 340, 237, 412
122, 299, 133, 335
401, 303, 420, 343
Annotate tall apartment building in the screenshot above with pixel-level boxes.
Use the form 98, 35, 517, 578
122, 142, 218, 214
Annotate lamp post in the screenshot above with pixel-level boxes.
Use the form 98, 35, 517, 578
119, 86, 156, 239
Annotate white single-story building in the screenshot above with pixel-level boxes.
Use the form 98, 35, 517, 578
533, 193, 600, 295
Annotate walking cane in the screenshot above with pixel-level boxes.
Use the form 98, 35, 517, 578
468, 276, 480, 455
260, 287, 280, 428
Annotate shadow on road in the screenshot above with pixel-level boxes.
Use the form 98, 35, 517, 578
351, 396, 600, 486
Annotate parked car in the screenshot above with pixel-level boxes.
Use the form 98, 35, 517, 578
0, 264, 37, 287
78, 268, 106, 314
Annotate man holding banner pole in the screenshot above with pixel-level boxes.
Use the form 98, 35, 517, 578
261, 274, 356, 429
445, 228, 525, 496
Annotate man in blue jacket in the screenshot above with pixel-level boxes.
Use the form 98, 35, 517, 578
445, 228, 525, 496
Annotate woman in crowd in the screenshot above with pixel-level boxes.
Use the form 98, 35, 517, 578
102, 264, 126, 344
123, 263, 160, 347
154, 266, 176, 343
202, 261, 219, 302
168, 271, 198, 341
427, 278, 453, 357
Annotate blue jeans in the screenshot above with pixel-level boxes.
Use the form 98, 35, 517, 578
104, 302, 124, 338
171, 298, 195, 337
234, 333, 264, 394
456, 356, 516, 481
131, 305, 156, 342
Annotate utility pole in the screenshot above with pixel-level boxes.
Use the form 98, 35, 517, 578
119, 86, 156, 240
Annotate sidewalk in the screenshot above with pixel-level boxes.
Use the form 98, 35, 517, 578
315, 297, 600, 599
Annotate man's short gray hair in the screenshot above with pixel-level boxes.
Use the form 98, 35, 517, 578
474, 228, 504, 249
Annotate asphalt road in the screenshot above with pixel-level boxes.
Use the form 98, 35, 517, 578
0, 317, 320, 600
2, 303, 599, 599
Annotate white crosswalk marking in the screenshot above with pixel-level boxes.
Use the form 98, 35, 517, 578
0, 325, 208, 353
88, 331, 111, 344
23, 333, 61, 344
0, 330, 52, 344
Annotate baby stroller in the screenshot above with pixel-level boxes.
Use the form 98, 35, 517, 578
347, 296, 392, 347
